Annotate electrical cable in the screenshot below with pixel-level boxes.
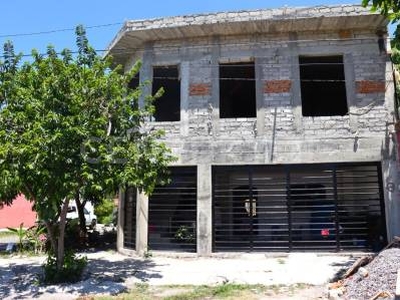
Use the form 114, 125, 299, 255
0, 22, 123, 39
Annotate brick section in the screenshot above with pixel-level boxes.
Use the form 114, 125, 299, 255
189, 83, 211, 96
338, 30, 352, 39
356, 80, 386, 94
264, 80, 292, 94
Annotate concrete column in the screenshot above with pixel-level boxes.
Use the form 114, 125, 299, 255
385, 58, 396, 115
255, 55, 265, 137
116, 189, 125, 252
211, 36, 220, 136
136, 190, 149, 255
180, 61, 190, 136
381, 159, 400, 241
344, 53, 358, 133
289, 32, 303, 133
197, 164, 212, 256
140, 43, 154, 109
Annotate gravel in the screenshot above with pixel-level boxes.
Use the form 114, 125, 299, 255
343, 247, 400, 299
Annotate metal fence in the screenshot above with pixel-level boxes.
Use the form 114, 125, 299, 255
212, 162, 386, 252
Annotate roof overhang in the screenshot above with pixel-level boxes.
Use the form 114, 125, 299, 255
106, 5, 389, 65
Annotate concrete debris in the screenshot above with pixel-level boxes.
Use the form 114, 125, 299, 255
341, 255, 373, 279
332, 241, 400, 299
328, 286, 345, 300
358, 267, 368, 278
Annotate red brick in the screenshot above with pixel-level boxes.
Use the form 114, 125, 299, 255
356, 81, 386, 94
264, 80, 292, 94
338, 30, 352, 39
189, 83, 211, 96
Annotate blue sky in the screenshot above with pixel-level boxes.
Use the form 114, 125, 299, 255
0, 0, 364, 57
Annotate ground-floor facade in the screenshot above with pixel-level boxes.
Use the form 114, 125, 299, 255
118, 161, 392, 255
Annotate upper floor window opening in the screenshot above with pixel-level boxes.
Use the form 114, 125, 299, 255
219, 61, 256, 118
152, 65, 181, 122
299, 55, 348, 117
128, 72, 140, 110
128, 69, 140, 90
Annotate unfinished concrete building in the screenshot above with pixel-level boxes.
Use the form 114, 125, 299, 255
107, 5, 399, 255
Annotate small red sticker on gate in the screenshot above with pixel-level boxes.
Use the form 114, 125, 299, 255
321, 229, 330, 236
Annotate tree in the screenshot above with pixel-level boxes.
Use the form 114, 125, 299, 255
362, 1, 400, 118
0, 25, 174, 280
362, 0, 400, 21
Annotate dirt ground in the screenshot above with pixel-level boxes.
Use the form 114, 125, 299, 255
80, 283, 327, 300
0, 250, 348, 300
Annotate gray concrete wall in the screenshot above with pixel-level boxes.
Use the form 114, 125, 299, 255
125, 28, 399, 251
139, 31, 393, 166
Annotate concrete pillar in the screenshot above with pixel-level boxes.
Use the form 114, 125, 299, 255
116, 189, 125, 252
211, 36, 220, 136
140, 43, 154, 109
344, 53, 358, 134
197, 164, 212, 256
382, 158, 400, 241
255, 55, 265, 137
382, 58, 397, 241
180, 61, 190, 136
136, 190, 149, 255
289, 32, 303, 134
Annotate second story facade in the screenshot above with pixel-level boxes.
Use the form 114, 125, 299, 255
108, 5, 393, 167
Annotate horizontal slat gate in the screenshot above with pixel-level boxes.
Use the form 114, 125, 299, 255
213, 163, 386, 252
123, 187, 137, 250
148, 167, 197, 252
336, 164, 385, 251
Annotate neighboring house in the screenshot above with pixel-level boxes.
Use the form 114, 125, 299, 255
107, 5, 399, 255
0, 195, 36, 229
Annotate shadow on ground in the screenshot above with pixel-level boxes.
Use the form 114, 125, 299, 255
0, 254, 161, 299
329, 256, 358, 282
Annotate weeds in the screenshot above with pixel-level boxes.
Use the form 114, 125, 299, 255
7, 223, 26, 252
277, 258, 286, 264
42, 250, 87, 284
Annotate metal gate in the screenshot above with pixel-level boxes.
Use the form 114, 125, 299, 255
123, 187, 137, 250
148, 167, 197, 252
212, 163, 387, 252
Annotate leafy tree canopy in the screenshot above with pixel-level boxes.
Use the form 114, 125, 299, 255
0, 25, 174, 273
362, 0, 400, 21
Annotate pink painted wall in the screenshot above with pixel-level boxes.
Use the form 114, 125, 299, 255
0, 195, 37, 229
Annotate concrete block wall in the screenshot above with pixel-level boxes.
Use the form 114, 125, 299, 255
136, 30, 395, 167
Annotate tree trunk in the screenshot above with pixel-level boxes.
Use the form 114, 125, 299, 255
75, 197, 87, 238
44, 221, 57, 255
57, 199, 69, 270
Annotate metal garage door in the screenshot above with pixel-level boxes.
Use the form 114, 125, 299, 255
123, 187, 137, 250
212, 163, 386, 252
148, 167, 197, 252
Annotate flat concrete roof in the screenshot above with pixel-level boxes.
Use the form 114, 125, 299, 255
106, 5, 388, 65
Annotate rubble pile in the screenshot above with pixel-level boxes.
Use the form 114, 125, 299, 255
344, 247, 400, 299
328, 238, 400, 299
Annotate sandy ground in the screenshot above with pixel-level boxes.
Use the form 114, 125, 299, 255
0, 250, 355, 299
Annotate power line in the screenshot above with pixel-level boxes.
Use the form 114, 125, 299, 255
0, 25, 396, 63
0, 20, 395, 43
0, 22, 123, 39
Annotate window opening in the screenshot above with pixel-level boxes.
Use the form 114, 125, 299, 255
219, 62, 256, 118
299, 56, 348, 117
152, 65, 180, 121
128, 73, 139, 90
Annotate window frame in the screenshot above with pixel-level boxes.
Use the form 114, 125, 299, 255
219, 60, 257, 119
151, 64, 181, 122
299, 55, 349, 117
